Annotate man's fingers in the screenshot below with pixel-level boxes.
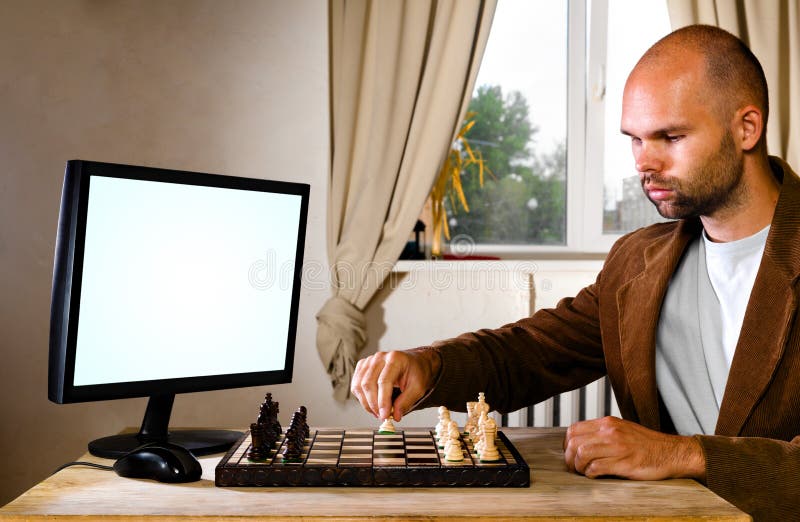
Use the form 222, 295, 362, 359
569, 439, 607, 475
350, 359, 367, 409
392, 382, 425, 421
565, 417, 605, 441
350, 349, 434, 421
376, 354, 406, 420
352, 354, 386, 418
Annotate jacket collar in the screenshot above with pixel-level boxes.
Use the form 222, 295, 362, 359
616, 157, 800, 434
716, 157, 800, 435
616, 219, 699, 430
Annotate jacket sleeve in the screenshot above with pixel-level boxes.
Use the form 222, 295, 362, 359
695, 434, 800, 521
417, 277, 607, 414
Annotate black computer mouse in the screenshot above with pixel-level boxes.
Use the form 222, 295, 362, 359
113, 442, 203, 483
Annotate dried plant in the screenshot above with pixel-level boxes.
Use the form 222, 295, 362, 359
430, 112, 491, 257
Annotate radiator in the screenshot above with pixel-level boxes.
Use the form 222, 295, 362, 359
498, 376, 621, 427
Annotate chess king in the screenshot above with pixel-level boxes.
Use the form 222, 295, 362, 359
351, 24, 800, 521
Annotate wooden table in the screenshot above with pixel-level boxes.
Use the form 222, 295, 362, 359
0, 428, 750, 521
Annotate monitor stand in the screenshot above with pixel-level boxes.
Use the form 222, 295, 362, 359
87, 393, 242, 458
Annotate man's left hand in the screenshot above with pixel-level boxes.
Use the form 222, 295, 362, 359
563, 416, 706, 481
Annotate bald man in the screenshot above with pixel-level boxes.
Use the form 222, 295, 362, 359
351, 25, 799, 521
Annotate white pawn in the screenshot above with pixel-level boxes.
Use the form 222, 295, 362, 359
447, 419, 459, 440
379, 417, 396, 433
443, 420, 459, 453
442, 419, 458, 450
444, 424, 463, 461
480, 416, 501, 462
435, 406, 451, 443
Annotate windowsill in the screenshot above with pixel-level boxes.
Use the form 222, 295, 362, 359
393, 256, 606, 273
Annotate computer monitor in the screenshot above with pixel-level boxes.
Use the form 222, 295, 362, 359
48, 160, 309, 458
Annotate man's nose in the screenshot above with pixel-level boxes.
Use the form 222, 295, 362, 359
635, 142, 664, 173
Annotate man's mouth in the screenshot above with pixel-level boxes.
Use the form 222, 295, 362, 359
645, 187, 674, 201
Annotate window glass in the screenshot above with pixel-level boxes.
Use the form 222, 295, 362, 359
601, 0, 671, 233
438, 0, 568, 248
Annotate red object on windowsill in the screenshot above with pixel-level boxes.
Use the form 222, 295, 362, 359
441, 254, 501, 260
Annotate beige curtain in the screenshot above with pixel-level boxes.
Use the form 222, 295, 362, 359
318, 0, 497, 400
667, 0, 800, 166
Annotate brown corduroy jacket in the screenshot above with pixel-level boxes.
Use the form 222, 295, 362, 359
420, 157, 800, 521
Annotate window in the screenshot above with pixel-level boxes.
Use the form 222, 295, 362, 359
422, 0, 671, 255
586, 0, 672, 251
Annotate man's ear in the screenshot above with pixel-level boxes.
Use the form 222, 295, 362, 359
736, 104, 764, 152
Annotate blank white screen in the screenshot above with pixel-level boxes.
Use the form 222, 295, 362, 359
73, 175, 302, 386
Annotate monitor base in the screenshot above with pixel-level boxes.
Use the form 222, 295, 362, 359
88, 429, 243, 459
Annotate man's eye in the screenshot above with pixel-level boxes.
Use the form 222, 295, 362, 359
666, 135, 683, 142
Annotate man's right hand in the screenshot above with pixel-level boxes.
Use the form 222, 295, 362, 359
350, 348, 441, 422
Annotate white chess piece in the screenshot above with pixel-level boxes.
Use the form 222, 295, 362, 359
475, 411, 489, 455
379, 417, 396, 433
443, 420, 459, 452
435, 406, 451, 443
480, 416, 501, 461
476, 392, 490, 417
464, 401, 478, 439
444, 424, 463, 461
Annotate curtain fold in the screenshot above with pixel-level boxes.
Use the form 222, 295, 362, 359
319, 0, 497, 400
667, 0, 800, 166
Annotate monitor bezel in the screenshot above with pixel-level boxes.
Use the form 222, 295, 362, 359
49, 160, 309, 404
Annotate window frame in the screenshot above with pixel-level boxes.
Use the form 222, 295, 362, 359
456, 0, 645, 257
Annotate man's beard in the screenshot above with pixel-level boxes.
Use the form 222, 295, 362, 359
641, 131, 745, 220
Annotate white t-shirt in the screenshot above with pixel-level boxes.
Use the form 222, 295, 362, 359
702, 225, 770, 368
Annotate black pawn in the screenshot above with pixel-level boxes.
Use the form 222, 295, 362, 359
281, 437, 302, 462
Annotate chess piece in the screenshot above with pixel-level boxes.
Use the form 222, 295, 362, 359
435, 406, 450, 441
475, 411, 489, 455
479, 416, 501, 462
436, 407, 451, 447
257, 392, 282, 446
447, 419, 459, 438
256, 392, 273, 424
442, 418, 458, 449
379, 417, 396, 434
464, 401, 478, 439
285, 424, 298, 449
280, 429, 302, 462
263, 427, 278, 451
444, 425, 464, 462
296, 406, 310, 439
476, 392, 490, 417
247, 422, 269, 461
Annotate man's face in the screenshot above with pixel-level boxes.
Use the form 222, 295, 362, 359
620, 58, 745, 220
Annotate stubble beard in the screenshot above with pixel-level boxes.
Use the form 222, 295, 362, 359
642, 131, 746, 220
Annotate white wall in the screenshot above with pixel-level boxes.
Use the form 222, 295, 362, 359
0, 0, 605, 506
0, 0, 346, 505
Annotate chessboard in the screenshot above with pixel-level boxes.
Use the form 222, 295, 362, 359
215, 428, 530, 487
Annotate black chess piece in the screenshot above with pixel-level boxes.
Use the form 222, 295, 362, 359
256, 392, 282, 443
294, 405, 309, 439
247, 423, 269, 461
263, 427, 278, 450
280, 434, 302, 462
256, 392, 274, 425
269, 402, 281, 438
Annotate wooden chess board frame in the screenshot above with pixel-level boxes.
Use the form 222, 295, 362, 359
215, 428, 530, 487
